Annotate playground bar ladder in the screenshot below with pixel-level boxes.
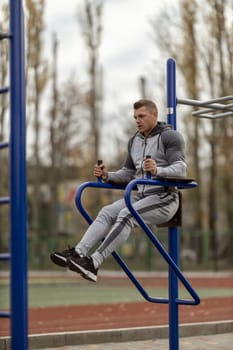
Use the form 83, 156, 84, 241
0, 1, 28, 349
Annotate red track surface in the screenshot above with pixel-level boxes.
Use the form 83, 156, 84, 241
0, 276, 232, 336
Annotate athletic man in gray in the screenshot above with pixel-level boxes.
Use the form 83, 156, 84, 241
50, 99, 186, 282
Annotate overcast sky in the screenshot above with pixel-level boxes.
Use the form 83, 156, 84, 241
41, 0, 178, 159
44, 2, 177, 101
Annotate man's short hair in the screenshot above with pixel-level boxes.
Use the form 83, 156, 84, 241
133, 99, 158, 113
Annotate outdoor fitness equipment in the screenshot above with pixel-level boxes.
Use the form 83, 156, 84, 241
75, 59, 232, 350
1, 1, 232, 348
75, 59, 199, 350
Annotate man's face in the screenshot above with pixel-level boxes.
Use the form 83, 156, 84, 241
134, 106, 158, 136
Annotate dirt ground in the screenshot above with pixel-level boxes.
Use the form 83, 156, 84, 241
0, 276, 232, 336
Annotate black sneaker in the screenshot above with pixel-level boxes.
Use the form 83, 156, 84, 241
50, 246, 81, 268
68, 256, 98, 282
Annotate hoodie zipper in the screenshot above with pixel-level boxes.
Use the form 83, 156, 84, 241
141, 137, 148, 196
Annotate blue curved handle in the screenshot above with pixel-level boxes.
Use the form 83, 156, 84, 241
75, 181, 126, 225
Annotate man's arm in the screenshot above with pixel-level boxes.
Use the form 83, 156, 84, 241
105, 139, 136, 184
156, 130, 187, 177
106, 152, 136, 184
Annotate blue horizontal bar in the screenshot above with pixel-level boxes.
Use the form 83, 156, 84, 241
176, 298, 199, 305
0, 311, 11, 318
75, 181, 127, 224
0, 197, 10, 205
0, 86, 9, 94
0, 253, 11, 260
0, 141, 9, 149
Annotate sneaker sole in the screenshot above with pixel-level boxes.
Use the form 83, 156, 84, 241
50, 253, 67, 268
68, 259, 97, 282
68, 264, 91, 282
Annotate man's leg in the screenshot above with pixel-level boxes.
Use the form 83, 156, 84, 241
92, 191, 179, 265
69, 192, 179, 281
75, 198, 127, 256
50, 198, 125, 268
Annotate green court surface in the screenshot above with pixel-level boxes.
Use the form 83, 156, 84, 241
0, 275, 232, 309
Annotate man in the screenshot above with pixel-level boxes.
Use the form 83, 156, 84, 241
50, 99, 186, 282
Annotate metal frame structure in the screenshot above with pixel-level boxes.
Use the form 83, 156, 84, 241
75, 178, 200, 350
76, 55, 233, 348
75, 58, 201, 350
0, 1, 28, 349
178, 96, 233, 119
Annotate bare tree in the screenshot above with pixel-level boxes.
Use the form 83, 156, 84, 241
78, 0, 103, 162
202, 0, 233, 265
25, 0, 48, 236
150, 0, 233, 267
150, 0, 204, 233
47, 31, 85, 238
47, 33, 59, 237
179, 0, 203, 234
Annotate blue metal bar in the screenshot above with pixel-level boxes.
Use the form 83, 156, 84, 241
75, 182, 126, 224
168, 227, 179, 348
167, 57, 180, 350
167, 58, 177, 129
167, 57, 179, 350
0, 141, 9, 149
9, 0, 28, 349
111, 251, 169, 304
0, 86, 9, 94
0, 196, 10, 205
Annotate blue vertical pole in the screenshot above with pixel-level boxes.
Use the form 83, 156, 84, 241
166, 58, 179, 350
9, 1, 28, 349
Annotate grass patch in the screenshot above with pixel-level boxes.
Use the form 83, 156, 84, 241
0, 278, 232, 309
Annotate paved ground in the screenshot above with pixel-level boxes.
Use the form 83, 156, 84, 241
38, 333, 233, 350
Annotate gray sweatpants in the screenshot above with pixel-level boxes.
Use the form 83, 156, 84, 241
76, 191, 179, 268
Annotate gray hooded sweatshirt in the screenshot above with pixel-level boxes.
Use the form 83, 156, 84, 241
106, 122, 187, 195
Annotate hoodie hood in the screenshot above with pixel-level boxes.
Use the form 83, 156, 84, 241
137, 121, 173, 139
